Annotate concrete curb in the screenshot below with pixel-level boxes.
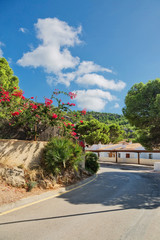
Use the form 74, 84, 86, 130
0, 174, 97, 215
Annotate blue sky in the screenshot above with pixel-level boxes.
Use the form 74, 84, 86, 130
1, 0, 160, 114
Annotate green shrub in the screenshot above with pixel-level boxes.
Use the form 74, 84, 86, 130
44, 137, 83, 175
26, 181, 37, 192
85, 152, 99, 173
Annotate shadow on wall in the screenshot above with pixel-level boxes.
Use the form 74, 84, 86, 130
0, 140, 47, 169
58, 168, 160, 210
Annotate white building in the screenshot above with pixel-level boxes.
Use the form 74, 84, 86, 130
86, 141, 160, 165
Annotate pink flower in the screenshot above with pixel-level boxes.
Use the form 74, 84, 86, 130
52, 113, 58, 119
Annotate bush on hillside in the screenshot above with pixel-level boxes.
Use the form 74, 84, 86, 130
85, 152, 99, 173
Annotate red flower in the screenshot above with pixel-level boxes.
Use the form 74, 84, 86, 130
12, 90, 24, 98
81, 108, 87, 115
52, 113, 58, 119
61, 117, 64, 120
69, 92, 77, 99
31, 97, 34, 99
80, 120, 83, 123
45, 98, 53, 106
12, 111, 20, 116
30, 103, 38, 109
70, 131, 77, 136
79, 141, 85, 148
70, 103, 76, 106
71, 124, 74, 127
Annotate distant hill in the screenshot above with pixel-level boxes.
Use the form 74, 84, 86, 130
84, 111, 129, 126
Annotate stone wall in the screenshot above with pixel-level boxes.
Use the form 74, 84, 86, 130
0, 139, 47, 169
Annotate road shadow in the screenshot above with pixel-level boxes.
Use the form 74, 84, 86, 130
58, 168, 160, 210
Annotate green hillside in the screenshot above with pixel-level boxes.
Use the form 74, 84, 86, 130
85, 111, 129, 126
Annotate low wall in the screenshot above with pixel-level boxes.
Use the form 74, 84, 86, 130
0, 139, 47, 169
99, 157, 160, 166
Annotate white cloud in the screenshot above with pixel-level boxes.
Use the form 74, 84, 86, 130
0, 48, 3, 57
114, 103, 120, 108
76, 73, 126, 91
19, 27, 28, 33
77, 61, 112, 75
8, 57, 12, 64
18, 18, 81, 73
46, 60, 114, 87
0, 41, 4, 57
75, 89, 117, 111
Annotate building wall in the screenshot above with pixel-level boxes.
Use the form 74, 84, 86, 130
99, 156, 160, 165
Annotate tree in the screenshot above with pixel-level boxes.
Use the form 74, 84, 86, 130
123, 79, 160, 149
0, 58, 22, 118
75, 119, 124, 145
76, 119, 110, 145
0, 58, 19, 91
108, 124, 124, 143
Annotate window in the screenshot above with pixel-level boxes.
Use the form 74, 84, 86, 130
126, 153, 130, 158
118, 153, 121, 158
149, 154, 153, 159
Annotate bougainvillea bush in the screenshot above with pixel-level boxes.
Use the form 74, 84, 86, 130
0, 87, 86, 140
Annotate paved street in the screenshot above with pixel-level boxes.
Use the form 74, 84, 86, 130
0, 163, 160, 240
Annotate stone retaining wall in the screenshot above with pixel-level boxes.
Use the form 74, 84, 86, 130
0, 139, 47, 169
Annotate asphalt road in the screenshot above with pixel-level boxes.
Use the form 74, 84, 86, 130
1, 163, 160, 240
